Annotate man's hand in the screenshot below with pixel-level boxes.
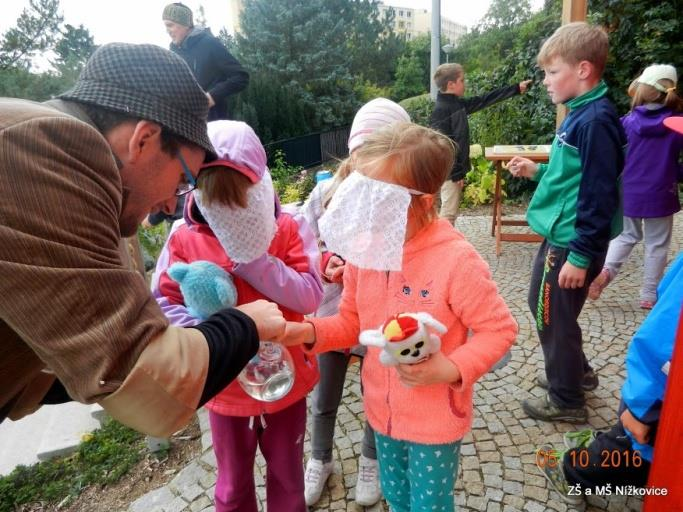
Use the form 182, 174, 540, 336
235, 300, 286, 341
324, 255, 345, 283
621, 409, 651, 444
454, 179, 465, 189
519, 79, 533, 94
396, 351, 461, 387
505, 156, 538, 179
206, 92, 215, 108
558, 261, 587, 289
141, 215, 153, 229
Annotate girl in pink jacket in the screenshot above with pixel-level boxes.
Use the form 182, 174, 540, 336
153, 121, 322, 512
283, 122, 517, 512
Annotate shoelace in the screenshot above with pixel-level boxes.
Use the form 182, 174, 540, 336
305, 464, 323, 483
358, 462, 378, 483
566, 429, 594, 448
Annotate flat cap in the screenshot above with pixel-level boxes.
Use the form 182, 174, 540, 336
59, 42, 214, 158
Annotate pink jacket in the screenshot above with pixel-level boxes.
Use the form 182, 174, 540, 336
308, 219, 517, 444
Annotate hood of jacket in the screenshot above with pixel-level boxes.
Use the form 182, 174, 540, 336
172, 26, 212, 51
623, 106, 677, 138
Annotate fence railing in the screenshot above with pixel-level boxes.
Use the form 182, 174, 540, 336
264, 125, 350, 169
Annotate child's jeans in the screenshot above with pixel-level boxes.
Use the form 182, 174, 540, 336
604, 215, 674, 303
375, 431, 461, 512
529, 240, 605, 408
209, 399, 307, 512
310, 350, 377, 462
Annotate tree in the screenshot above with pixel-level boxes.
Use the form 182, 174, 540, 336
0, 0, 63, 70
590, 0, 683, 112
345, 1, 404, 86
478, 0, 532, 31
391, 33, 431, 100
235, 0, 396, 141
52, 24, 97, 81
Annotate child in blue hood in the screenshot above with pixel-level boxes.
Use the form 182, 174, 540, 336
589, 64, 683, 309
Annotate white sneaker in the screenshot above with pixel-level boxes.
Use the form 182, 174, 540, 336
355, 454, 382, 506
304, 458, 334, 506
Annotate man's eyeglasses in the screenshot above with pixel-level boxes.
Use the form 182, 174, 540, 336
175, 152, 198, 197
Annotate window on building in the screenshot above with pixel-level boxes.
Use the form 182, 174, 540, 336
399, 10, 404, 16
407, 11, 411, 17
398, 21, 405, 29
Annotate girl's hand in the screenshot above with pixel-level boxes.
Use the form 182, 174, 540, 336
620, 409, 651, 444
505, 157, 537, 179
558, 261, 587, 289
280, 321, 315, 347
396, 352, 461, 387
324, 255, 345, 283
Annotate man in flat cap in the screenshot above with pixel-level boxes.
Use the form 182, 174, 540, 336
0, 43, 284, 437
162, 2, 249, 121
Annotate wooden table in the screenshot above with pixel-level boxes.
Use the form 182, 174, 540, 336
484, 146, 550, 256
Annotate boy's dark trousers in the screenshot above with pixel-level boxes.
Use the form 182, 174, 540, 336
528, 240, 605, 408
563, 422, 651, 491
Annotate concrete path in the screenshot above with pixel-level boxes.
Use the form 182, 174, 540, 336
0, 402, 100, 476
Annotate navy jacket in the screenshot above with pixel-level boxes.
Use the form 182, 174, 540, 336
171, 28, 249, 120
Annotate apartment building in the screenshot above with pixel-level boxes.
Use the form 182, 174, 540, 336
377, 2, 467, 44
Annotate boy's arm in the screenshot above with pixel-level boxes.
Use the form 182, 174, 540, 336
567, 120, 624, 268
461, 83, 521, 115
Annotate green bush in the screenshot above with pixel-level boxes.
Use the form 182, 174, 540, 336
462, 154, 499, 207
137, 222, 168, 262
269, 150, 316, 205
399, 94, 433, 127
0, 420, 144, 510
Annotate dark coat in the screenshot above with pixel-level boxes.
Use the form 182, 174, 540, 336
171, 28, 249, 120
430, 84, 521, 181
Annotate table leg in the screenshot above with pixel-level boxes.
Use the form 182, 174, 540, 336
494, 162, 503, 256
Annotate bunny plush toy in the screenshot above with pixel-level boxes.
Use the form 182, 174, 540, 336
359, 312, 447, 366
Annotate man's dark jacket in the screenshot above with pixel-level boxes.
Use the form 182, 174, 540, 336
171, 28, 249, 121
430, 84, 521, 181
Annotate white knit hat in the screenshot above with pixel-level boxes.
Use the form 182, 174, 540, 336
636, 64, 678, 93
347, 98, 411, 154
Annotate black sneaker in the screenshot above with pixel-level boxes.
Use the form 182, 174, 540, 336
536, 370, 599, 392
522, 394, 588, 423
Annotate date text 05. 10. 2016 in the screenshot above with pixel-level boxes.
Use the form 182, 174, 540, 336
536, 448, 644, 469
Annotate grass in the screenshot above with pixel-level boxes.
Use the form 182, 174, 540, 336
0, 419, 144, 511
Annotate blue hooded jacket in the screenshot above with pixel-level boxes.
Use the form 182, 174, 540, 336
621, 252, 683, 461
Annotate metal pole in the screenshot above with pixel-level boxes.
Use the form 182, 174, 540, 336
430, 0, 440, 100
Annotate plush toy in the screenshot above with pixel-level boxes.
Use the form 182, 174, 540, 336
167, 260, 237, 320
359, 312, 447, 366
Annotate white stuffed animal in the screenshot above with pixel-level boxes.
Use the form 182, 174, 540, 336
359, 312, 447, 366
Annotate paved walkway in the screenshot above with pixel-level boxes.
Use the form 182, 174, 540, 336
128, 214, 682, 512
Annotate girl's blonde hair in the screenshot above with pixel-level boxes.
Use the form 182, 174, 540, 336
197, 165, 253, 208
352, 122, 455, 228
322, 155, 355, 209
630, 78, 683, 112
